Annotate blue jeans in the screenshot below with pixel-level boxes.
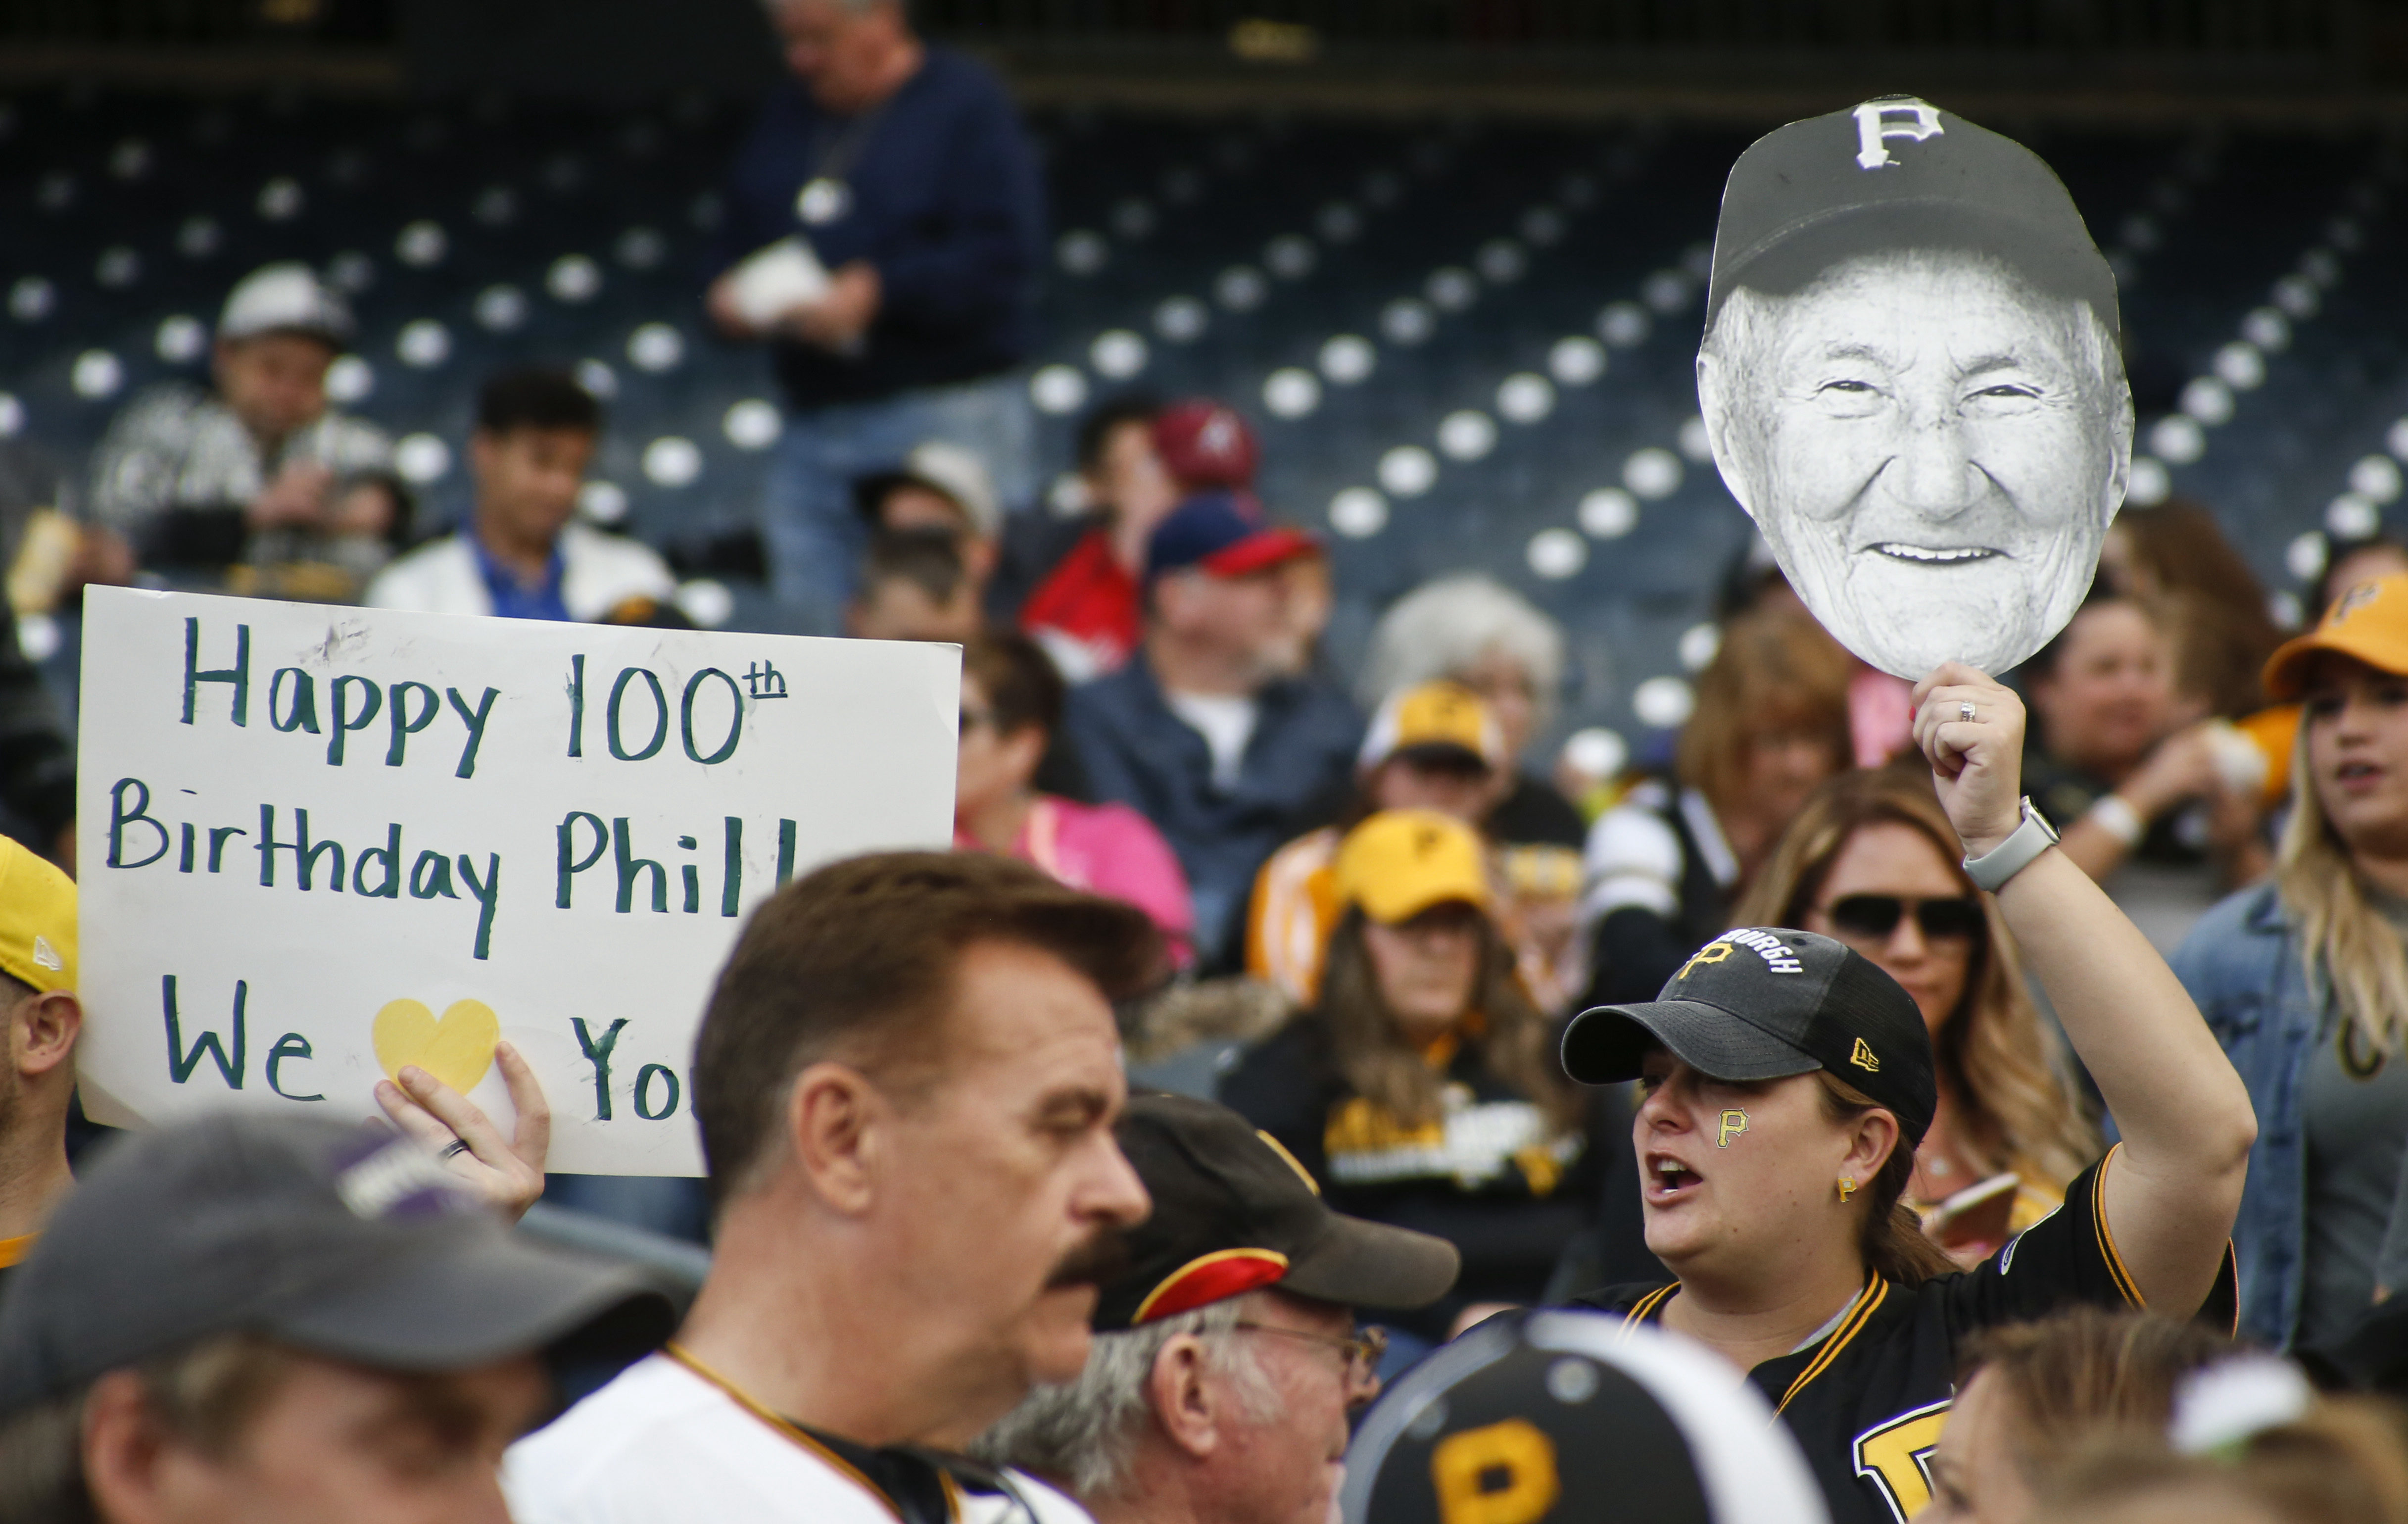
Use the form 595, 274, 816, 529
761, 373, 1035, 632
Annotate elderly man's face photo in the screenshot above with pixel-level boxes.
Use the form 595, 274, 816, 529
1700, 247, 2133, 679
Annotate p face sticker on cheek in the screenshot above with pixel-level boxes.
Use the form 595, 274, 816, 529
1718, 1109, 1749, 1148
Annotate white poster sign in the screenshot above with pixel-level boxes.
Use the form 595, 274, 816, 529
74, 588, 960, 1175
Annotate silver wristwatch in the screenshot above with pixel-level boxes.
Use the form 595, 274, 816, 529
1963, 796, 2059, 893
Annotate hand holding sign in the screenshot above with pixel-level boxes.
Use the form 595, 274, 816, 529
373, 1040, 548, 1219
1910, 663, 2026, 859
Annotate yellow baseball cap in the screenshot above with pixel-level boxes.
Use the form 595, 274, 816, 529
2264, 574, 2408, 700
1334, 809, 1491, 925
0, 836, 74, 994
1357, 681, 1503, 771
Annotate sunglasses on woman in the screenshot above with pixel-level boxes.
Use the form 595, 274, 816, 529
1820, 893, 1985, 942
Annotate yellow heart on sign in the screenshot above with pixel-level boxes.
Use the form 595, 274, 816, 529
371, 999, 500, 1094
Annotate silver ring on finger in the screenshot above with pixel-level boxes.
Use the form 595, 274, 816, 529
441, 1139, 472, 1159
1958, 701, 1977, 724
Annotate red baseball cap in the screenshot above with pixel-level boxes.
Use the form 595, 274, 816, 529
1153, 399, 1260, 491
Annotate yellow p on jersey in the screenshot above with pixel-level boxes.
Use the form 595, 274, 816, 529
1568, 1147, 2238, 1524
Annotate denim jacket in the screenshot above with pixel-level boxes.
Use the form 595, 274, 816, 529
2169, 881, 2321, 1348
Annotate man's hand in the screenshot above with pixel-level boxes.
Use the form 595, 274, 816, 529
247, 461, 334, 530
779, 261, 881, 350
372, 1040, 551, 1221
705, 269, 758, 339
1911, 663, 2027, 858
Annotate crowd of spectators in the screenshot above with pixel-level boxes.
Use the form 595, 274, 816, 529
10, 0, 2408, 1519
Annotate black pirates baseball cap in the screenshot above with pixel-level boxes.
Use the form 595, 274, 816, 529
1093, 1093, 1460, 1329
1706, 96, 2117, 337
0, 1114, 676, 1410
1340, 1309, 1831, 1524
1560, 928, 1936, 1146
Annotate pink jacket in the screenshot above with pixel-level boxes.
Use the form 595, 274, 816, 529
958, 796, 1196, 965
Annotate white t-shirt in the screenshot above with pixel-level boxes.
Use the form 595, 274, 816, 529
1162, 689, 1259, 789
504, 1354, 1093, 1524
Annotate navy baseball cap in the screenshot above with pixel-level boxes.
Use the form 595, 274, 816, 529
1707, 96, 2117, 337
1560, 928, 1936, 1146
0, 1114, 675, 1410
1144, 491, 1320, 583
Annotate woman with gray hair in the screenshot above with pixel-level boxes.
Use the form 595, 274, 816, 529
1357, 576, 1587, 850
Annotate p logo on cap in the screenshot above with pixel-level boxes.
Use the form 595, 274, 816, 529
1852, 98, 1945, 170
1676, 940, 1734, 981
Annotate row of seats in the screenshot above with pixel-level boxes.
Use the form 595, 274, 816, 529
6, 86, 2407, 750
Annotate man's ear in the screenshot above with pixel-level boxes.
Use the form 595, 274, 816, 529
785, 1062, 883, 1216
1149, 573, 1193, 633
81, 1369, 175, 1524
15, 991, 79, 1079
1693, 349, 1758, 522
1146, 1334, 1220, 1461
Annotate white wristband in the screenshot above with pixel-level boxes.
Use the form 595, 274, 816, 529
2087, 793, 2145, 848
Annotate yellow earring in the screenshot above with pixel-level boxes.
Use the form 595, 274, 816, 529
1837, 1177, 1857, 1204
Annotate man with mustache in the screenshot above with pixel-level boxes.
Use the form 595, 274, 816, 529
974, 1094, 1459, 1524
507, 852, 1163, 1524
1696, 96, 2134, 680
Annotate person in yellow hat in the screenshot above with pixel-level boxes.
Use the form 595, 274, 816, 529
2174, 571, 2408, 1354
1247, 680, 1583, 1007
0, 834, 80, 1286
1218, 809, 1598, 1357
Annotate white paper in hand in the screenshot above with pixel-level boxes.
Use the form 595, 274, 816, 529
728, 237, 832, 328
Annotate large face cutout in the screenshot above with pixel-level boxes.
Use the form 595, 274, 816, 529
1696, 98, 2133, 679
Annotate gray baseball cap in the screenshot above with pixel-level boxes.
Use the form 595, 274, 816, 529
0, 1114, 675, 1410
1707, 96, 2117, 337
218, 261, 355, 346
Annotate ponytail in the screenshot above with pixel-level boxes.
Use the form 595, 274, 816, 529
1817, 1073, 1959, 1287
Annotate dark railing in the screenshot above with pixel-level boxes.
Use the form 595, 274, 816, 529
918, 0, 2354, 53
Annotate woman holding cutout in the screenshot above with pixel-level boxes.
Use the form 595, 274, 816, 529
1560, 663, 2255, 1524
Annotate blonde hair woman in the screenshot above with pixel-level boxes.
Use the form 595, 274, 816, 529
2177, 572, 2408, 1350
1735, 767, 2099, 1257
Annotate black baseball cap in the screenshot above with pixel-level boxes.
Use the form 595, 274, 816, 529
1560, 928, 1936, 1147
1094, 1093, 1459, 1329
1341, 1309, 1832, 1524
0, 1114, 677, 1410
1707, 96, 2117, 337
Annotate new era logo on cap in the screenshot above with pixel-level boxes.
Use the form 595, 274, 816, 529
31, 937, 59, 972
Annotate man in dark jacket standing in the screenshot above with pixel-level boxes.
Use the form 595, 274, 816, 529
707, 0, 1044, 632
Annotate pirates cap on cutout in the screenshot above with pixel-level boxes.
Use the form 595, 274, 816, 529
1707, 96, 2117, 337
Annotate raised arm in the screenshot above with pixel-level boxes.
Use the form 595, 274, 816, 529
1913, 663, 2255, 1316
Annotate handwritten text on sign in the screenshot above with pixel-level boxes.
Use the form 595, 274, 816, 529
76, 588, 960, 1174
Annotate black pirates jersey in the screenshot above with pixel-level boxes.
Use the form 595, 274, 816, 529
1567, 1147, 2239, 1524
